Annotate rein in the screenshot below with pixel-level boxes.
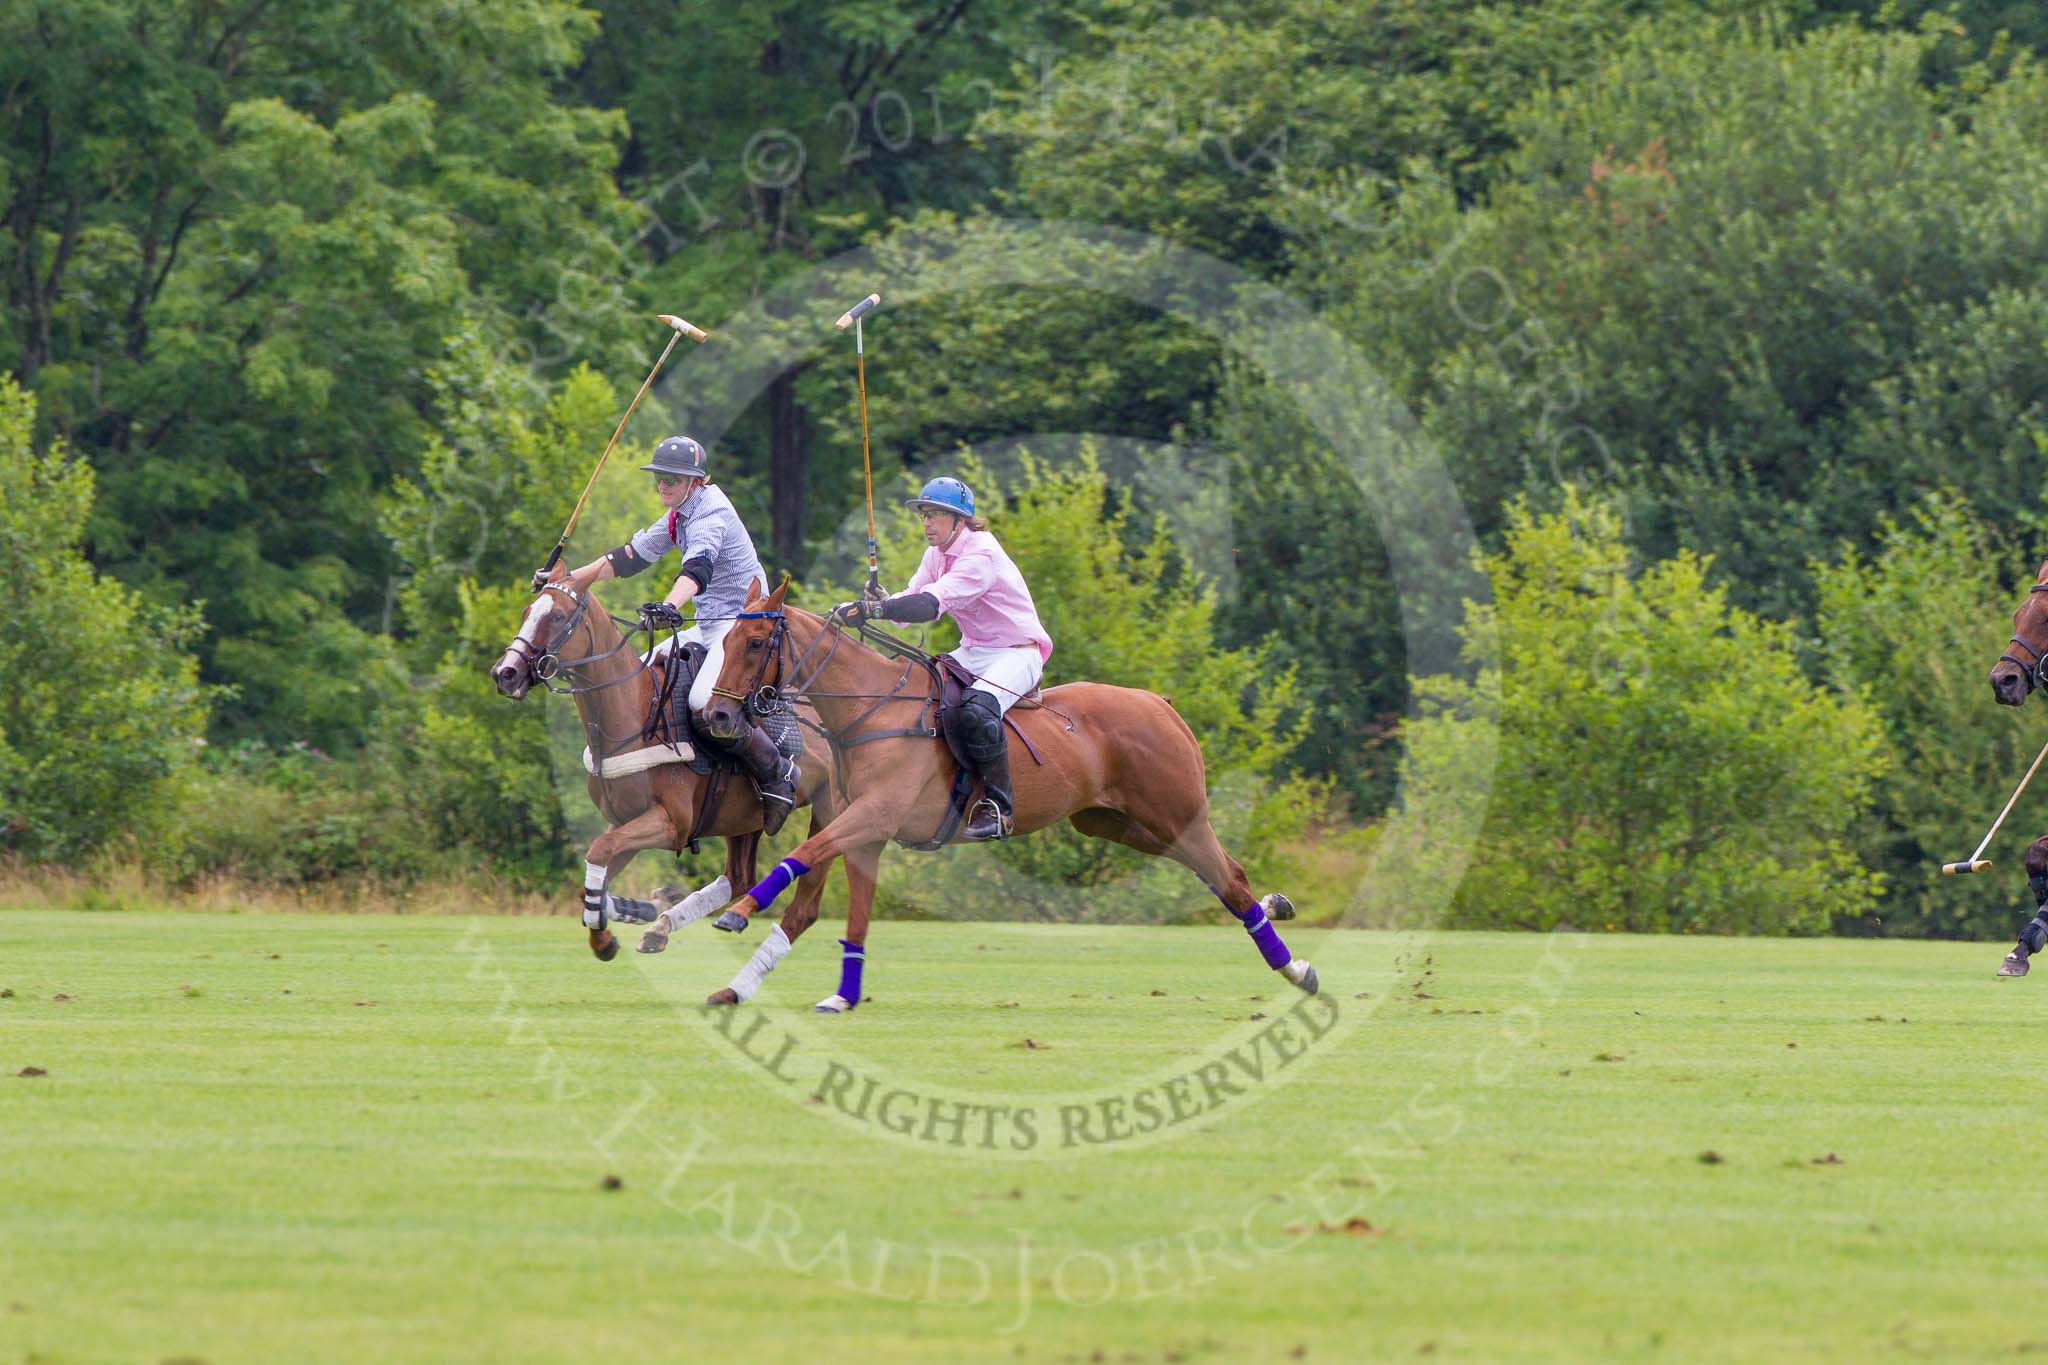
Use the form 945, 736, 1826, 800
518, 582, 662, 771
521, 583, 646, 696
729, 611, 945, 800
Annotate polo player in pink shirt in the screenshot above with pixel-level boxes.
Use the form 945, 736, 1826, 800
838, 476, 1050, 839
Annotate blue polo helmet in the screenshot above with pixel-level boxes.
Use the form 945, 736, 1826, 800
906, 476, 975, 517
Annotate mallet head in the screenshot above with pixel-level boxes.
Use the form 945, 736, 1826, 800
657, 314, 709, 342
835, 293, 882, 331
1942, 860, 1993, 876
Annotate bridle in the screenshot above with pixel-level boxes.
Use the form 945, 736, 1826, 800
708, 609, 797, 716
507, 582, 646, 697
720, 608, 943, 771
2000, 583, 2048, 695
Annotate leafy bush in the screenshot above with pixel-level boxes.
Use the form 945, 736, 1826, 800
0, 378, 209, 861
1813, 496, 2040, 938
1394, 491, 1887, 934
164, 742, 437, 887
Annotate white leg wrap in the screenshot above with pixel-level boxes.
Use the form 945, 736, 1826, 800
661, 874, 730, 932
583, 861, 609, 928
726, 925, 792, 1003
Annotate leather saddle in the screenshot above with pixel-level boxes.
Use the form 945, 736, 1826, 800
647, 641, 713, 770
894, 654, 1044, 852
931, 654, 1040, 773
647, 640, 801, 780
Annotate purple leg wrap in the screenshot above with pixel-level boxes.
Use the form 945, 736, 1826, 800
745, 856, 811, 912
1233, 905, 1292, 971
835, 938, 865, 1004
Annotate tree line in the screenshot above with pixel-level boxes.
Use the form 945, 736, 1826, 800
5, 1, 2048, 935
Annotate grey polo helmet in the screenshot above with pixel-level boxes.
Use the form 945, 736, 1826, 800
642, 435, 709, 478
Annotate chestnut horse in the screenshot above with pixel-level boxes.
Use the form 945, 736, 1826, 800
696, 580, 1317, 1009
1990, 558, 2048, 975
490, 571, 837, 984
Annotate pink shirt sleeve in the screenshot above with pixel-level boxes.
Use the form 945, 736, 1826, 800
922, 545, 999, 614
905, 549, 937, 595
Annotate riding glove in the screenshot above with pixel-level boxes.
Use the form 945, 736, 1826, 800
640, 602, 686, 630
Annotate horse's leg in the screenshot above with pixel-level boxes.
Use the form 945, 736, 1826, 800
1077, 804, 1317, 996
637, 807, 758, 953
710, 796, 895, 932
636, 850, 737, 955
652, 830, 755, 917
815, 841, 883, 1014
705, 815, 833, 1005
2001, 835, 2048, 976
582, 806, 680, 962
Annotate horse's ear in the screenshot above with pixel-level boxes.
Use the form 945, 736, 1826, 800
765, 577, 789, 610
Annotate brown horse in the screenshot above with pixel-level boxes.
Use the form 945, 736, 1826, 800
1990, 558, 2048, 975
695, 580, 1316, 1009
490, 571, 837, 981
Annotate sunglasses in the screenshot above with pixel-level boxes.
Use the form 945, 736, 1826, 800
654, 473, 688, 488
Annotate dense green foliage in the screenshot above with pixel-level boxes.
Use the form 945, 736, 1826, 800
10, 0, 2048, 932
1399, 493, 1888, 934
1813, 499, 2039, 939
0, 381, 207, 860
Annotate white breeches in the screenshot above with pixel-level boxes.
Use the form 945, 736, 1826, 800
947, 644, 1045, 716
646, 616, 737, 712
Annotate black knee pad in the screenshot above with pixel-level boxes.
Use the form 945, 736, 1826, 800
951, 692, 1004, 759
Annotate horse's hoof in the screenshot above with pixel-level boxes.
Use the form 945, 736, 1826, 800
608, 896, 660, 925
1261, 892, 1296, 922
1281, 959, 1318, 995
636, 923, 671, 954
713, 910, 750, 934
591, 931, 620, 962
813, 994, 855, 1014
705, 988, 741, 1007
2000, 950, 2031, 978
649, 884, 685, 911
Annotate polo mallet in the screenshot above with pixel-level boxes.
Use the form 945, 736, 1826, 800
535, 313, 708, 580
1943, 731, 2048, 874
834, 291, 884, 600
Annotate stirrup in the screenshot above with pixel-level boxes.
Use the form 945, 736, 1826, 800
758, 763, 798, 835
961, 797, 1011, 841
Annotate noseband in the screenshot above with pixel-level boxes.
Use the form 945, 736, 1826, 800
508, 583, 643, 695
709, 610, 797, 716
2000, 583, 2048, 694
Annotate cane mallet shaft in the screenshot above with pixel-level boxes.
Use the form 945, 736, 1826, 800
537, 314, 707, 579
1943, 731, 2048, 875
835, 292, 883, 597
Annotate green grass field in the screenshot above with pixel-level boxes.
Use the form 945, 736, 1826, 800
2, 908, 2041, 1363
